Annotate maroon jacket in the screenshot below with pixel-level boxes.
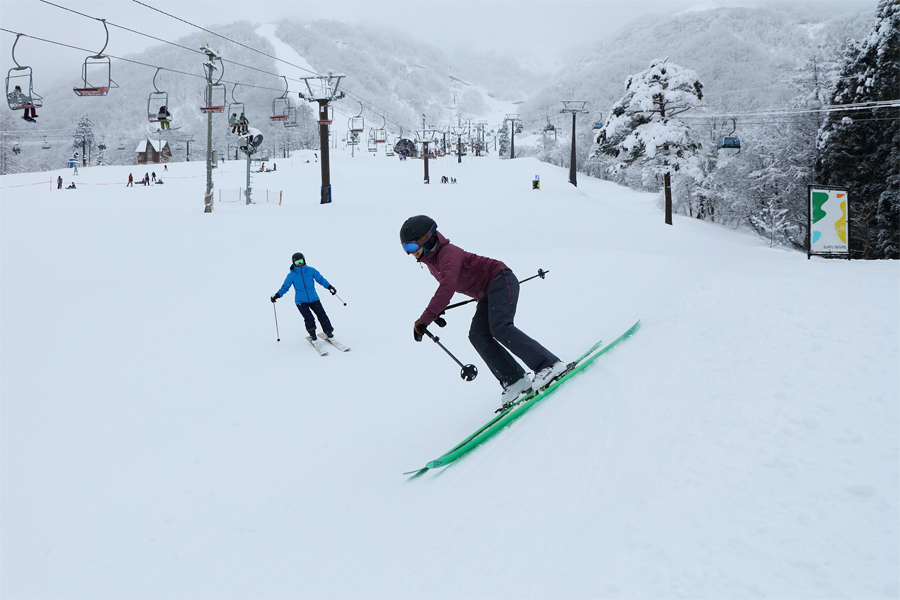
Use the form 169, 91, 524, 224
417, 232, 507, 325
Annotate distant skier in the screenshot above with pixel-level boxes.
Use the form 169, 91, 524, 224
400, 215, 565, 407
127, 173, 133, 187
271, 252, 338, 340
57, 176, 63, 189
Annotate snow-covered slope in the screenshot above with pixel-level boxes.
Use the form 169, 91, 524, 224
2, 149, 897, 598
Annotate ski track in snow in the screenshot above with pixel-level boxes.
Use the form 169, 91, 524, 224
1, 149, 897, 599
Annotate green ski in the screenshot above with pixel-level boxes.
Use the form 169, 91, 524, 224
405, 319, 641, 478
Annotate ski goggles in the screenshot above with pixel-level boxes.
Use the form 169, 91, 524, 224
293, 257, 305, 266
401, 240, 422, 254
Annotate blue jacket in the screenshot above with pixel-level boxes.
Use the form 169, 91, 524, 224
277, 264, 331, 305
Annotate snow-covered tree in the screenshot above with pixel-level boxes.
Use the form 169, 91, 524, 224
498, 124, 510, 158
815, 0, 899, 259
592, 59, 704, 224
73, 117, 96, 167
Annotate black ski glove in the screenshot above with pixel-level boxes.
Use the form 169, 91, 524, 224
270, 293, 280, 303
414, 320, 427, 342
328, 286, 337, 295
434, 316, 447, 328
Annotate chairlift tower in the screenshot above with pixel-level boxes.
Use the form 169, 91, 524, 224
298, 73, 346, 204
560, 100, 588, 187
415, 128, 437, 184
505, 114, 520, 159
452, 125, 467, 164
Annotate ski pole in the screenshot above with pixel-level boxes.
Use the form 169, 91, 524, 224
334, 292, 347, 306
273, 303, 280, 342
423, 329, 478, 381
441, 268, 550, 313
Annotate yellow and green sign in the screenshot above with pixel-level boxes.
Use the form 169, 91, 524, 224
809, 186, 849, 257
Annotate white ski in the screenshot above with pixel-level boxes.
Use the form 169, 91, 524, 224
307, 335, 329, 356
318, 333, 351, 352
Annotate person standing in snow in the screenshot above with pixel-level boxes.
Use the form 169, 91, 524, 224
270, 252, 338, 340
57, 176, 63, 189
127, 173, 133, 187
400, 215, 565, 407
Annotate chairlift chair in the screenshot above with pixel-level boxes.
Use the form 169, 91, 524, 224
73, 19, 118, 96
717, 136, 741, 151
6, 35, 43, 112
270, 77, 292, 122
367, 129, 377, 152
374, 116, 387, 144
227, 83, 245, 123
200, 51, 225, 113
283, 106, 299, 128
41, 136, 50, 149
348, 99, 365, 133
147, 69, 169, 123
317, 104, 333, 125
201, 83, 226, 113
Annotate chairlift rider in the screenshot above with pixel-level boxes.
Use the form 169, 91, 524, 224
157, 105, 172, 130
9, 85, 37, 122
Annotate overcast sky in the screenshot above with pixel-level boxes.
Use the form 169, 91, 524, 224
1, 0, 878, 85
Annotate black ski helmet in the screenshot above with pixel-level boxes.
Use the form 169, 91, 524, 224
400, 215, 438, 254
291, 252, 306, 266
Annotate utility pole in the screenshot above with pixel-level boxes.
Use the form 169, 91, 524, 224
201, 46, 223, 213
239, 128, 264, 205
560, 100, 588, 187
299, 73, 345, 204
505, 113, 520, 159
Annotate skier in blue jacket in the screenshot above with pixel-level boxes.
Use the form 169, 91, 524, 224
271, 252, 338, 339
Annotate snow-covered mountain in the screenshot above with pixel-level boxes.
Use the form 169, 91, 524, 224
0, 4, 873, 174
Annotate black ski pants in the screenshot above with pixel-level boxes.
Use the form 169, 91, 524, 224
468, 269, 559, 389
296, 300, 333, 336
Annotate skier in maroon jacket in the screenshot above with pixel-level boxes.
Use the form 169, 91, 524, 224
401, 215, 566, 407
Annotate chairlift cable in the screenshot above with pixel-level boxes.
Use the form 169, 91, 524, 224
0, 27, 298, 96
130, 0, 322, 78
35, 0, 423, 132
34, 1, 310, 87
9, 4, 422, 135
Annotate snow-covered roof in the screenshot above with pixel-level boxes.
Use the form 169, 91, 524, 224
135, 139, 169, 153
